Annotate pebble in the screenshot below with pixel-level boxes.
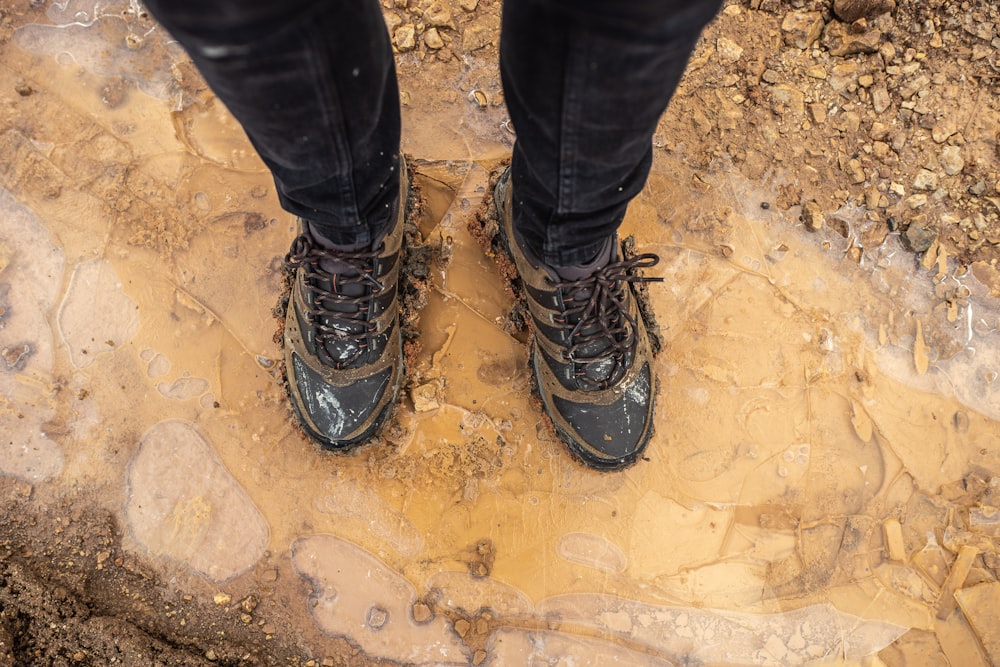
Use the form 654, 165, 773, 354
903, 223, 938, 252
412, 602, 433, 623
461, 22, 491, 51
913, 170, 939, 191
822, 21, 882, 56
871, 84, 891, 113
423, 1, 452, 27
805, 65, 827, 79
394, 25, 415, 51
802, 200, 825, 231
762, 68, 780, 84
833, 0, 895, 23
940, 146, 964, 176
459, 0, 478, 10
781, 11, 824, 49
717, 37, 744, 63
424, 28, 444, 50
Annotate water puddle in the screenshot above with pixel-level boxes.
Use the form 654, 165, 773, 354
2, 4, 999, 665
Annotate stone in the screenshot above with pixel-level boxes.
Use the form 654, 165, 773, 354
871, 84, 891, 113
913, 169, 939, 191
940, 146, 964, 176
461, 22, 491, 51
424, 28, 444, 50
717, 37, 744, 63
762, 68, 781, 84
393, 25, 415, 51
802, 200, 824, 231
822, 20, 882, 56
902, 223, 937, 252
458, 0, 478, 10
781, 11, 825, 49
833, 0, 896, 23
770, 84, 805, 115
423, 1, 452, 27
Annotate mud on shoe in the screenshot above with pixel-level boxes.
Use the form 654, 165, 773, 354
282, 163, 408, 450
494, 169, 662, 470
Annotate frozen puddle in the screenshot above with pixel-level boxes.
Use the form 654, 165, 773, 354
125, 420, 269, 581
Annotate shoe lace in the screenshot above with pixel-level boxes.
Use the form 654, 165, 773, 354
285, 234, 385, 369
551, 253, 662, 389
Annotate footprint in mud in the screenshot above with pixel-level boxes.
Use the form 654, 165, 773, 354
291, 534, 469, 665
485, 629, 674, 666
125, 420, 269, 581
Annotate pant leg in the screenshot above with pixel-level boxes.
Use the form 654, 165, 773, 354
144, 0, 401, 246
500, 0, 723, 267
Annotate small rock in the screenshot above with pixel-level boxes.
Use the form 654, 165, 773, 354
770, 84, 805, 115
809, 102, 827, 124
394, 24, 415, 51
858, 74, 874, 87
781, 11, 825, 49
913, 170, 939, 191
802, 200, 825, 231
424, 28, 444, 49
423, 1, 452, 27
805, 65, 827, 79
205, 650, 218, 662
822, 20, 882, 56
454, 618, 471, 637
411, 383, 440, 412
213, 593, 231, 606
870, 84, 891, 113
717, 37, 744, 63
905, 194, 928, 209
366, 607, 388, 630
473, 649, 487, 665
833, 0, 895, 23
461, 22, 491, 51
940, 146, 964, 176
261, 623, 277, 635
412, 602, 433, 623
903, 223, 938, 252
459, 0, 478, 10
761, 68, 781, 84
932, 118, 958, 143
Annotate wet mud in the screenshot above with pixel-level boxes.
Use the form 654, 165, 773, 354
1, 0, 999, 665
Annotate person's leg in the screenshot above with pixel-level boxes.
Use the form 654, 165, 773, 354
144, 0, 401, 247
495, 0, 722, 468
146, 0, 407, 448
500, 0, 723, 268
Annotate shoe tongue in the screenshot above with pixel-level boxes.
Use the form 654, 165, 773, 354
305, 223, 374, 364
552, 238, 613, 281
552, 241, 624, 385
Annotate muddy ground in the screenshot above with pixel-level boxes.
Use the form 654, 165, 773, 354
1, 0, 1000, 664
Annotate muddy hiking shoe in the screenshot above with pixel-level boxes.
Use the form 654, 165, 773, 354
494, 169, 662, 470
282, 162, 408, 449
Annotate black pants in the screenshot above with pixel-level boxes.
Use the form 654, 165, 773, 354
145, 0, 722, 267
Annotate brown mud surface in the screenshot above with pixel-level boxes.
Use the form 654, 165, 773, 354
1, 0, 1000, 665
